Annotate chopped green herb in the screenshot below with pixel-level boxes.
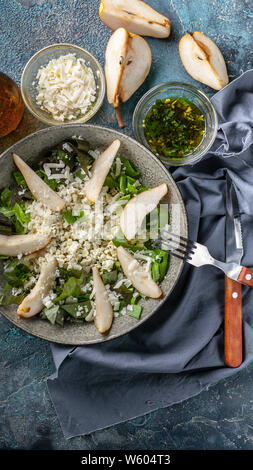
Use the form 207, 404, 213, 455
143, 97, 205, 159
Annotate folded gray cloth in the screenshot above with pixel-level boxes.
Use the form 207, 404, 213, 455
47, 70, 253, 439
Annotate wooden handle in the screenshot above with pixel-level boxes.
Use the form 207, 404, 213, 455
224, 276, 243, 368
238, 267, 253, 287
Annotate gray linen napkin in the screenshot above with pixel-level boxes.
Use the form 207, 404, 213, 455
47, 70, 253, 439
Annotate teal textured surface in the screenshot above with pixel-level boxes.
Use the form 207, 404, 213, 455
0, 0, 253, 450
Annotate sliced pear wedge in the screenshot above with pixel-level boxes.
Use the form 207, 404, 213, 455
99, 0, 171, 38
12, 153, 66, 212
17, 258, 58, 318
119, 33, 152, 103
179, 32, 228, 90
105, 27, 151, 128
92, 266, 114, 334
84, 139, 121, 203
23, 246, 48, 262
105, 27, 129, 117
117, 246, 162, 298
120, 183, 168, 240
0, 233, 51, 257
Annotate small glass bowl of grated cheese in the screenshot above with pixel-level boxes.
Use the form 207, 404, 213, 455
21, 43, 105, 125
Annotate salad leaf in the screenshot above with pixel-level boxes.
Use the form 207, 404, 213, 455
0, 225, 13, 235
0, 207, 15, 219
40, 305, 68, 326
119, 175, 127, 194
115, 284, 134, 304
12, 203, 30, 234
102, 270, 118, 285
4, 259, 32, 287
104, 175, 119, 189
73, 138, 90, 153
73, 168, 86, 180
120, 156, 140, 178
13, 171, 28, 189
146, 248, 169, 282
61, 301, 91, 319
54, 276, 82, 303
53, 142, 77, 169
0, 200, 30, 234
77, 153, 90, 175
62, 211, 78, 225
36, 169, 59, 191
58, 267, 84, 280
55, 308, 68, 326
42, 305, 60, 325
128, 304, 142, 319
151, 262, 160, 282
112, 229, 145, 251
114, 261, 123, 272
0, 293, 25, 305
1, 188, 13, 208
62, 210, 87, 225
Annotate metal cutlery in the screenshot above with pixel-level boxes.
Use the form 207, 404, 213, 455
154, 231, 253, 288
224, 173, 243, 367
154, 176, 248, 368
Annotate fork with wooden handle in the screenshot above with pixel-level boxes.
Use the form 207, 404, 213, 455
154, 231, 253, 287
154, 231, 253, 367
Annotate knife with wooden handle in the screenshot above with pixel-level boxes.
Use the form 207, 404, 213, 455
224, 277, 242, 367
224, 174, 243, 368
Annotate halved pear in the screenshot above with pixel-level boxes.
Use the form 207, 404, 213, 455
117, 246, 162, 298
0, 233, 51, 256
84, 139, 121, 203
92, 266, 114, 334
99, 0, 171, 38
12, 153, 66, 212
105, 27, 152, 127
17, 258, 58, 318
120, 183, 168, 240
179, 32, 228, 90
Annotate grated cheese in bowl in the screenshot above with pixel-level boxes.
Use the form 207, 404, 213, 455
35, 54, 97, 121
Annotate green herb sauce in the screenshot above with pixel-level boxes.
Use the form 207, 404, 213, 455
143, 97, 205, 159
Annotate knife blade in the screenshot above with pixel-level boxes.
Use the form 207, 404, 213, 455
224, 173, 243, 368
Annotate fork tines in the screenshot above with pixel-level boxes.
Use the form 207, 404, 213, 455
154, 230, 196, 261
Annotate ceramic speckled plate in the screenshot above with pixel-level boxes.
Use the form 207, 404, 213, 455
0, 125, 188, 345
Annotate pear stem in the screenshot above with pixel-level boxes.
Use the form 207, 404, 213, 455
115, 106, 125, 129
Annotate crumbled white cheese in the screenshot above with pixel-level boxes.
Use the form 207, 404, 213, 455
28, 178, 119, 274
36, 53, 96, 121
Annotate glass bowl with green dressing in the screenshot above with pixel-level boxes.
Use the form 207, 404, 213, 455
132, 82, 218, 166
